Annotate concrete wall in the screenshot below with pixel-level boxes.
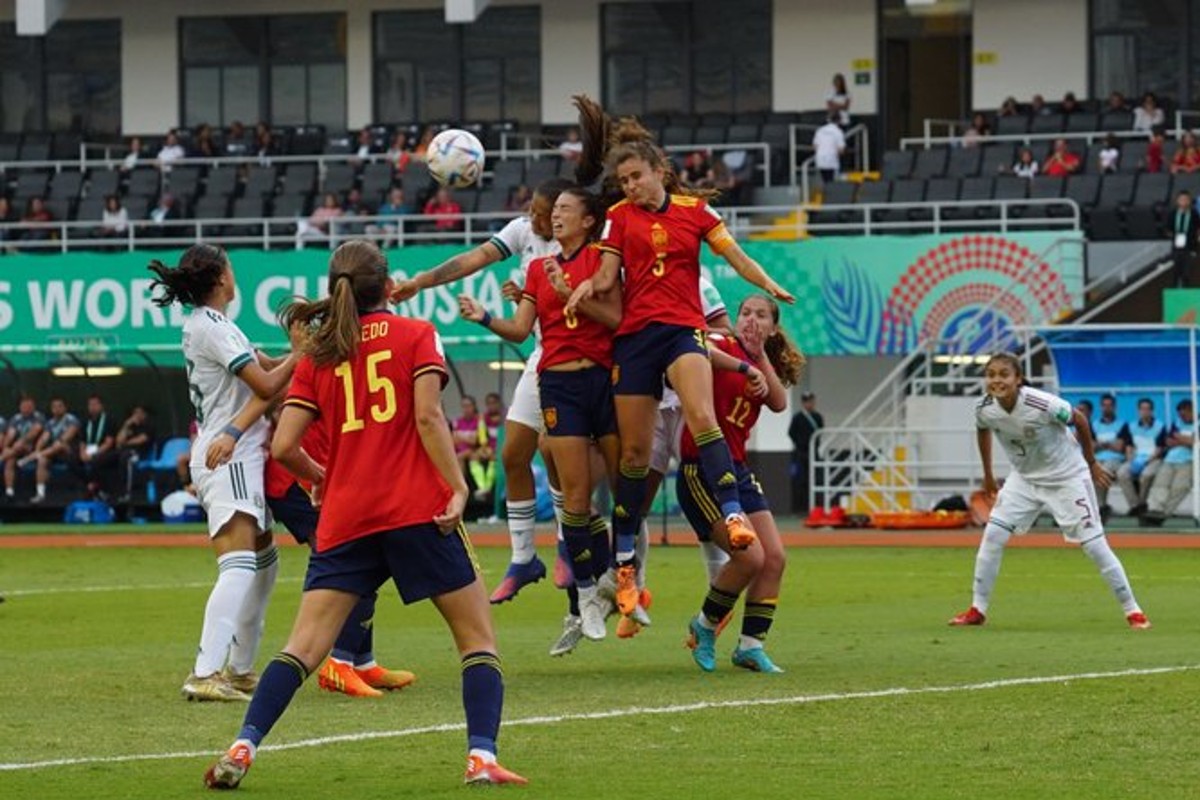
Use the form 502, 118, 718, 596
972, 0, 1089, 108
773, 0, 878, 115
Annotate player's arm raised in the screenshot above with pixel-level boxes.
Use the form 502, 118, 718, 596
714, 237, 794, 305
413, 372, 469, 531
457, 294, 537, 344
393, 242, 502, 302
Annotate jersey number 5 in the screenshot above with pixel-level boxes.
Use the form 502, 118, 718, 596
334, 350, 397, 434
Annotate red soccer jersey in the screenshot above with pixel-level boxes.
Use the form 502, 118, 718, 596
598, 195, 732, 337
680, 335, 761, 463
523, 244, 613, 371
264, 417, 329, 499
284, 310, 451, 552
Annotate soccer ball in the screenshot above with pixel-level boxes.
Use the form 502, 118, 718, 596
426, 128, 485, 189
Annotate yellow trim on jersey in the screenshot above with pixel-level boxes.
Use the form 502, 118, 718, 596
283, 397, 320, 415
595, 242, 622, 256
413, 364, 448, 380
671, 194, 701, 207
705, 222, 735, 255
455, 522, 482, 574
683, 464, 722, 524
608, 198, 630, 211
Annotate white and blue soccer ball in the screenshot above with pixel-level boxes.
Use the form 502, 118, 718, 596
426, 128, 485, 188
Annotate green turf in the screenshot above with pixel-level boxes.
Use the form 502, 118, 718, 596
1, 544, 1198, 799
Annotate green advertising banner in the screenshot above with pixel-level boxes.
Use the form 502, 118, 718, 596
0, 232, 1083, 368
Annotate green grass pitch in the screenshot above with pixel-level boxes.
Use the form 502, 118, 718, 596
1, 541, 1198, 799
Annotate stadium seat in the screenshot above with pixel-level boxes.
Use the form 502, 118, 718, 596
693, 125, 726, 144
243, 166, 278, 198
51, 132, 82, 160
1130, 172, 1171, 210
1171, 172, 1200, 198
945, 147, 981, 178
661, 126, 694, 147
1117, 140, 1148, 173
880, 150, 914, 181
48, 171, 83, 200
980, 143, 1015, 177
1019, 176, 1063, 218
1100, 110, 1134, 131
949, 177, 996, 226
523, 159, 558, 189
269, 194, 307, 235
19, 137, 51, 161
400, 162, 433, 202
912, 148, 948, 180
360, 162, 394, 198
876, 179, 924, 225
166, 166, 202, 201
1123, 206, 1162, 239
75, 196, 105, 223
282, 163, 317, 196
13, 171, 49, 200
490, 160, 524, 191
204, 166, 239, 199
1065, 112, 1100, 133
994, 115, 1029, 136
126, 168, 161, 198
87, 169, 120, 199
1096, 173, 1136, 208
726, 123, 760, 144
140, 437, 192, 475
1088, 206, 1124, 240
322, 163, 357, 196
1030, 114, 1064, 135
1056, 174, 1100, 218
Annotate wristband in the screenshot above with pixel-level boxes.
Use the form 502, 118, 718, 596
479, 311, 493, 327
221, 424, 243, 441
737, 361, 751, 374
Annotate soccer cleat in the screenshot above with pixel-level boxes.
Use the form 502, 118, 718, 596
355, 664, 416, 691
463, 754, 529, 786
317, 659, 383, 698
182, 673, 252, 702
550, 615, 584, 657
1126, 611, 1152, 630
617, 588, 654, 639
221, 668, 259, 695
489, 556, 547, 604
614, 564, 639, 616
948, 606, 987, 626
685, 616, 717, 672
725, 514, 758, 550
579, 587, 608, 641
203, 741, 253, 790
731, 646, 785, 674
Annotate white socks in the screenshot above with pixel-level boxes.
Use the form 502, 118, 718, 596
505, 499, 537, 564
635, 519, 650, 589
227, 545, 278, 674
194, 550, 257, 677
699, 540, 731, 585
971, 523, 1012, 613
1081, 536, 1140, 613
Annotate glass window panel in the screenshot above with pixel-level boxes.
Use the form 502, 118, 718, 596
735, 52, 772, 113
223, 66, 260, 127
605, 53, 646, 115
374, 10, 454, 61
645, 55, 686, 114
463, 6, 540, 58
181, 17, 261, 65
417, 65, 455, 122
308, 63, 346, 130
271, 64, 307, 125
464, 58, 502, 121
268, 14, 345, 61
184, 67, 221, 129
503, 56, 540, 124
692, 52, 732, 115
46, 73, 81, 131
376, 61, 416, 123
603, 3, 685, 51
45, 21, 121, 72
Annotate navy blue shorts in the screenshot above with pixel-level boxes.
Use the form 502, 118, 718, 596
267, 483, 318, 546
539, 366, 617, 438
676, 460, 769, 542
612, 323, 708, 399
304, 522, 479, 604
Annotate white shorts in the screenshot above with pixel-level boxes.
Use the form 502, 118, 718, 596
650, 405, 684, 475
506, 348, 543, 433
990, 470, 1103, 542
191, 450, 271, 538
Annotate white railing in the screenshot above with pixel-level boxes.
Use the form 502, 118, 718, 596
798, 198, 1081, 236
900, 128, 1150, 151
792, 122, 870, 199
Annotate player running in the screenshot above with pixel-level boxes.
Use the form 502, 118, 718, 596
949, 353, 1151, 630
204, 240, 524, 789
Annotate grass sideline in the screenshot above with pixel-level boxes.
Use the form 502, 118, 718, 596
1, 544, 1198, 799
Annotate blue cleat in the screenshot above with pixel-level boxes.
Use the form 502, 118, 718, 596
489, 556, 546, 604
731, 646, 784, 674
685, 616, 717, 672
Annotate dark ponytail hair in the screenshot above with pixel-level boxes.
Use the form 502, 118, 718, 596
280, 240, 389, 366
740, 294, 804, 387
557, 185, 605, 241
147, 243, 228, 308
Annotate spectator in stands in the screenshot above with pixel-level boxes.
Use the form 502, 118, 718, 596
789, 391, 824, 514
0, 196, 17, 249
254, 121, 277, 160
1, 396, 44, 501
295, 192, 344, 246
192, 124, 217, 158
1169, 189, 1200, 288
454, 395, 495, 503
1171, 131, 1200, 174
352, 127, 378, 165
1106, 91, 1128, 113
1010, 147, 1039, 179
1144, 127, 1166, 173
340, 187, 371, 236
709, 157, 740, 205
98, 194, 129, 239
365, 187, 412, 249
20, 397, 80, 504
78, 394, 117, 500
826, 73, 851, 127
1140, 400, 1194, 525
1098, 134, 1121, 174
423, 186, 464, 239
505, 184, 533, 213
177, 418, 197, 493
225, 121, 249, 156
148, 193, 181, 233
1091, 393, 1131, 519
962, 113, 991, 147
680, 150, 714, 188
1042, 138, 1081, 177
998, 96, 1020, 117
156, 130, 186, 170
483, 392, 505, 450
386, 131, 411, 171
1060, 91, 1081, 116
121, 136, 143, 173
1029, 94, 1051, 116
413, 126, 436, 160
20, 197, 54, 242
1133, 92, 1165, 133
115, 404, 154, 502
1117, 397, 1166, 517
558, 127, 584, 163
813, 113, 846, 184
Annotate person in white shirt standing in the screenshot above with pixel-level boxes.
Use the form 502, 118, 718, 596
149, 244, 302, 701
813, 115, 846, 185
950, 353, 1151, 630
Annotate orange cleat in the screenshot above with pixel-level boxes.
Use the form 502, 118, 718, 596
725, 513, 758, 550
464, 754, 528, 786
614, 564, 639, 616
317, 659, 383, 698
948, 606, 987, 626
355, 664, 416, 691
204, 741, 253, 790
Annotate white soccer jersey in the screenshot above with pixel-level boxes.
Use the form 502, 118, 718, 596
182, 306, 269, 468
975, 386, 1086, 483
660, 276, 728, 411
490, 215, 559, 359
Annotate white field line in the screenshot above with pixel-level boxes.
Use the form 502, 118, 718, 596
1, 663, 1195, 772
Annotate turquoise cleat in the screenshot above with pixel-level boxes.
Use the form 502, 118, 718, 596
685, 616, 717, 672
731, 646, 784, 674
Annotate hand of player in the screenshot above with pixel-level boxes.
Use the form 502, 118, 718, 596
542, 260, 572, 301
287, 319, 310, 352
457, 294, 486, 322
390, 278, 420, 303
564, 279, 594, 316
740, 316, 765, 360
434, 489, 468, 533
205, 434, 235, 469
981, 475, 999, 502
745, 366, 768, 399
500, 279, 522, 304
764, 279, 795, 305
1090, 461, 1112, 489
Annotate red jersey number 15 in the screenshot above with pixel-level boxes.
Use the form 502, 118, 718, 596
333, 350, 397, 434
